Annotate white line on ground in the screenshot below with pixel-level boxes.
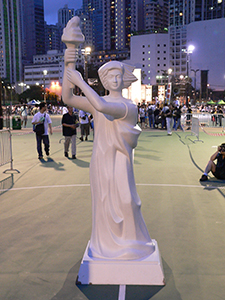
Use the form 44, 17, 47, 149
0, 183, 225, 192
118, 285, 126, 300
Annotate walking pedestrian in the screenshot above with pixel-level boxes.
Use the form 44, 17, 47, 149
62, 106, 78, 159
79, 110, 89, 141
32, 102, 53, 159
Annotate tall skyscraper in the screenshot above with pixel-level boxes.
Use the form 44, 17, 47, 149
82, 0, 103, 50
188, 0, 224, 23
103, 0, 139, 50
83, 0, 140, 51
169, 0, 224, 77
0, 0, 22, 83
22, 0, 45, 63
45, 23, 61, 52
58, 5, 75, 27
144, 0, 169, 32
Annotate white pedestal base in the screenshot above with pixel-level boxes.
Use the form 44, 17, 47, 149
77, 239, 165, 285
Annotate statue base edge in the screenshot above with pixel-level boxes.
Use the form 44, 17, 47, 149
76, 239, 165, 285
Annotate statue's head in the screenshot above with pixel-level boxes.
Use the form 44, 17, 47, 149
98, 61, 137, 91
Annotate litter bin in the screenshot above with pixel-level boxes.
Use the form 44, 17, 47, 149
12, 116, 21, 130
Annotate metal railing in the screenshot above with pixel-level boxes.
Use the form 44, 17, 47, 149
0, 129, 19, 173
181, 113, 225, 130
185, 117, 203, 142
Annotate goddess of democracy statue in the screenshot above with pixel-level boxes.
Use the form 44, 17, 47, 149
62, 17, 155, 261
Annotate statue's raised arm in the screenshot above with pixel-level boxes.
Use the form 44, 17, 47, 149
66, 61, 137, 119
61, 16, 94, 113
62, 17, 138, 119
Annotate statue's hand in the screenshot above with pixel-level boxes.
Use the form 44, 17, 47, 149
67, 68, 83, 86
65, 49, 77, 65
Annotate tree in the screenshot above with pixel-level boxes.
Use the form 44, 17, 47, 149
19, 85, 44, 103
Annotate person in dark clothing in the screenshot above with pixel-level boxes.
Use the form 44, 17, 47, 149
174, 105, 183, 131
154, 103, 161, 128
200, 143, 225, 181
62, 106, 79, 159
186, 104, 192, 130
217, 105, 224, 127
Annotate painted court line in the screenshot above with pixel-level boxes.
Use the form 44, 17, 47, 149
0, 183, 225, 192
118, 285, 126, 300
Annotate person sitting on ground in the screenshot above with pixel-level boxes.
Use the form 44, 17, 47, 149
200, 143, 225, 181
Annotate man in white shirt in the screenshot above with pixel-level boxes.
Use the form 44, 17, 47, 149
79, 110, 89, 141
32, 102, 53, 159
20, 105, 28, 128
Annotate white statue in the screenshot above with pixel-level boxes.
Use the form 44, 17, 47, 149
62, 18, 155, 261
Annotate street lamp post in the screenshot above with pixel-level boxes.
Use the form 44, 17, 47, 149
182, 45, 195, 107
7, 86, 14, 104
43, 70, 48, 102
191, 68, 199, 104
82, 47, 91, 83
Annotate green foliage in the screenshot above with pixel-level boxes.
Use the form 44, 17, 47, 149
19, 85, 44, 103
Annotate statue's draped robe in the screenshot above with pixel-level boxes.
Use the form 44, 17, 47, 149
88, 99, 155, 260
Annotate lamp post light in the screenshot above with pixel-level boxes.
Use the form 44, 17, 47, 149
182, 45, 195, 106
43, 70, 48, 102
191, 68, 199, 105
167, 68, 173, 104
82, 46, 91, 83
7, 86, 14, 104
18, 82, 26, 94
207, 84, 210, 101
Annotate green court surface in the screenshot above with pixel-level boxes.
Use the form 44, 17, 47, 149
0, 125, 225, 300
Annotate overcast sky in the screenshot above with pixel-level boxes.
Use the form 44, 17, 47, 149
44, 0, 82, 24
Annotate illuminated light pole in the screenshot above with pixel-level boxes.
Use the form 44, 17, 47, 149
7, 86, 14, 104
182, 45, 195, 106
191, 68, 199, 105
43, 70, 48, 102
18, 82, 26, 94
166, 68, 173, 104
82, 46, 91, 83
206, 83, 210, 101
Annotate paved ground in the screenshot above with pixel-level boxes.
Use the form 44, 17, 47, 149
0, 117, 225, 300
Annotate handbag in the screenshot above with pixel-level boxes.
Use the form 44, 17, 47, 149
34, 114, 45, 135
34, 123, 45, 135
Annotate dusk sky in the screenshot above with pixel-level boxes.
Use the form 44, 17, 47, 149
44, 0, 83, 24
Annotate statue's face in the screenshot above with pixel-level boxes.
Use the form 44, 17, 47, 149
106, 69, 123, 91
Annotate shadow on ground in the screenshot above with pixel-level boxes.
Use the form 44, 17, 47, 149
200, 179, 225, 198
50, 259, 182, 300
0, 174, 14, 196
40, 157, 65, 171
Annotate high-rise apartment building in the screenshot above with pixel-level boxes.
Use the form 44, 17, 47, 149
45, 23, 61, 52
169, 0, 225, 77
22, 0, 45, 63
82, 0, 103, 50
103, 0, 139, 50
58, 5, 75, 27
0, 0, 22, 83
188, 0, 224, 23
83, 0, 139, 51
57, 5, 75, 52
144, 0, 169, 32
79, 15, 93, 47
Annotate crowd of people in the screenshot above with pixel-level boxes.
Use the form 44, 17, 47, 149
137, 101, 187, 135
4, 104, 67, 117
137, 101, 225, 134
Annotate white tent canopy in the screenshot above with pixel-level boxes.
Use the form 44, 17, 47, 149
27, 100, 41, 105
